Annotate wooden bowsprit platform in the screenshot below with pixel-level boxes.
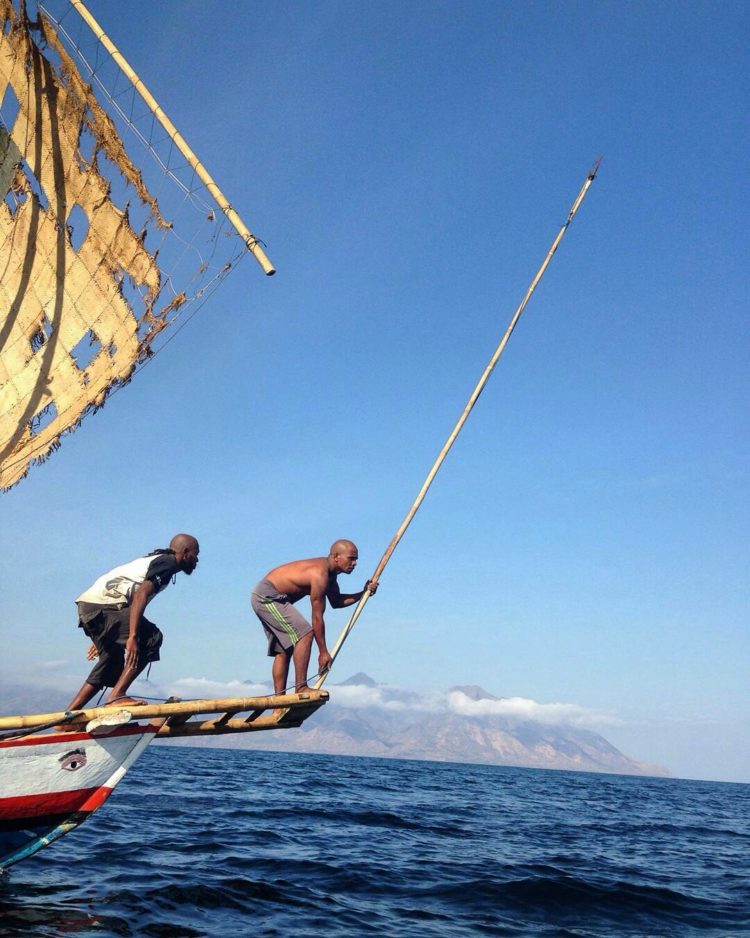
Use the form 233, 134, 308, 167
0, 690, 329, 740
153, 691, 329, 737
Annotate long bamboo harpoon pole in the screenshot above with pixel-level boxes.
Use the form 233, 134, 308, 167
69, 0, 275, 276
314, 159, 602, 689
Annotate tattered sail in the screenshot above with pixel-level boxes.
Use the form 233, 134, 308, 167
0, 0, 271, 489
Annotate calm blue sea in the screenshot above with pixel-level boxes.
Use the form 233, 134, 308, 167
1, 746, 748, 937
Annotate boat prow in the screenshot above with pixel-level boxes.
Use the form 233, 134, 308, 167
0, 690, 328, 873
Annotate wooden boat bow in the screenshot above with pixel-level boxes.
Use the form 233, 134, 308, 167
0, 691, 330, 739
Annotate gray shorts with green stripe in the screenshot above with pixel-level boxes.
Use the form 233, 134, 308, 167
251, 579, 313, 656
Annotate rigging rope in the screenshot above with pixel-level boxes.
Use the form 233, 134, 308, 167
0, 1, 273, 489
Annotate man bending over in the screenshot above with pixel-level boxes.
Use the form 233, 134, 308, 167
251, 539, 377, 694
66, 534, 200, 710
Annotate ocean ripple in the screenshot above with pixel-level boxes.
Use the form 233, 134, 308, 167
1, 748, 748, 937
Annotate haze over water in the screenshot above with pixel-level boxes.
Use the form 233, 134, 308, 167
1, 747, 748, 936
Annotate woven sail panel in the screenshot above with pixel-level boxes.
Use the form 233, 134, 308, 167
0, 0, 168, 489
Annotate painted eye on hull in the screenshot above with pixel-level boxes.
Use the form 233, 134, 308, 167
59, 748, 87, 771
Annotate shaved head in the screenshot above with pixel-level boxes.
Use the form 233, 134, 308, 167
170, 533, 199, 552
329, 539, 357, 557
328, 539, 359, 576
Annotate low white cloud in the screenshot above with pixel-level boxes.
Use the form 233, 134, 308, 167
331, 682, 618, 727
164, 677, 271, 700
447, 691, 620, 728
333, 684, 406, 711
331, 683, 449, 713
160, 675, 619, 728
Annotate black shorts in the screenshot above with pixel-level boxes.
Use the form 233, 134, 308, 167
80, 607, 163, 689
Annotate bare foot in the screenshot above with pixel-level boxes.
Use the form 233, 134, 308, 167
104, 696, 146, 707
294, 685, 312, 695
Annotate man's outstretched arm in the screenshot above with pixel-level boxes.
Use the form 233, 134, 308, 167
327, 578, 379, 609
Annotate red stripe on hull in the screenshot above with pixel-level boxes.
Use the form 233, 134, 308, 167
0, 785, 113, 821
0, 723, 160, 749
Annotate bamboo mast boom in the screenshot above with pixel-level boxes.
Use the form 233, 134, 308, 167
314, 160, 601, 689
68, 0, 275, 275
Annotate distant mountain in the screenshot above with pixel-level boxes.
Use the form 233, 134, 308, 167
0, 683, 69, 716
450, 684, 499, 701
0, 675, 667, 777
165, 674, 669, 778
339, 672, 378, 688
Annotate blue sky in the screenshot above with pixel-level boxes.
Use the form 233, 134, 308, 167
1, 1, 747, 782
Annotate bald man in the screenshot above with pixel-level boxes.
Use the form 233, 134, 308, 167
251, 540, 378, 694
66, 534, 200, 710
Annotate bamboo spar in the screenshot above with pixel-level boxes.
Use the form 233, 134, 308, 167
314, 160, 601, 690
68, 0, 275, 276
0, 692, 328, 732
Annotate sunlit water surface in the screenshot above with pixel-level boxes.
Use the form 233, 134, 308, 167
1, 747, 748, 937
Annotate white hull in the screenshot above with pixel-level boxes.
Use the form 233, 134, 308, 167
0, 723, 159, 871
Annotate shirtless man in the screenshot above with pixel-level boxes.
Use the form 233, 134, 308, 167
251, 539, 378, 694
66, 534, 200, 710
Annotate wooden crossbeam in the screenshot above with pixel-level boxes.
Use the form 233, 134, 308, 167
156, 699, 328, 737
